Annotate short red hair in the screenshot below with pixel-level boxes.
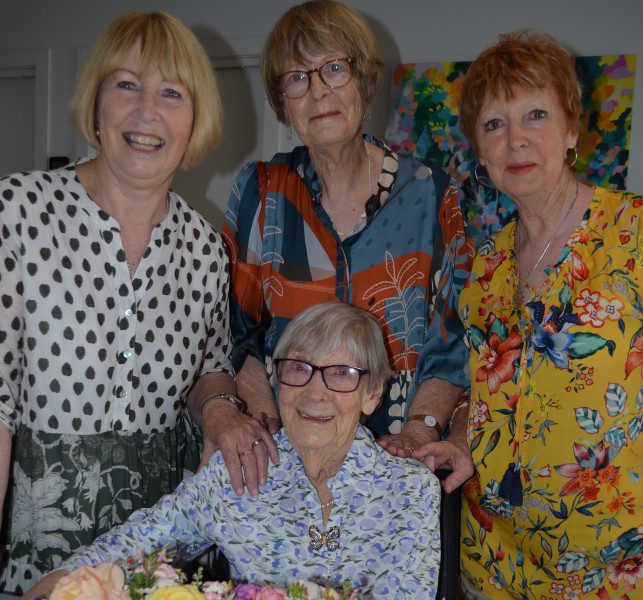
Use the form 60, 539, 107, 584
459, 30, 582, 156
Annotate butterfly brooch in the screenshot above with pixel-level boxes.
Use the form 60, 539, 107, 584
308, 524, 340, 551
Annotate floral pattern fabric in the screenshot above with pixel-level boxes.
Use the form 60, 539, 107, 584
62, 426, 442, 599
222, 135, 472, 436
458, 187, 642, 599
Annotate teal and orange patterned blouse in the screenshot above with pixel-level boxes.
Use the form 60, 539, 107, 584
459, 187, 642, 598
222, 136, 472, 436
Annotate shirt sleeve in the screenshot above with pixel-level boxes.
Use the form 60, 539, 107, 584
413, 172, 473, 391
0, 176, 25, 433
59, 457, 223, 570
221, 162, 272, 372
198, 229, 234, 377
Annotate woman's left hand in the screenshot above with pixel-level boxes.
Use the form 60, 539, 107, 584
412, 440, 474, 493
377, 431, 429, 458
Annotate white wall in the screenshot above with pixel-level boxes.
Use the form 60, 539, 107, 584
3, 0, 643, 206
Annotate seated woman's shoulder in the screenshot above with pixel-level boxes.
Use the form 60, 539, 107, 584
370, 438, 441, 495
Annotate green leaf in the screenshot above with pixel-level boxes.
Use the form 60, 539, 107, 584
559, 282, 572, 305
469, 430, 484, 452
557, 550, 589, 573
605, 383, 627, 416
628, 415, 641, 442
469, 325, 486, 351
479, 525, 487, 546
574, 407, 604, 434
463, 537, 476, 547
541, 537, 553, 558
481, 429, 501, 464
636, 387, 643, 411
558, 532, 569, 554
582, 568, 606, 593
605, 426, 627, 448
489, 317, 508, 339
569, 333, 615, 359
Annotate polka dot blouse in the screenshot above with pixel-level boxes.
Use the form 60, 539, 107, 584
0, 164, 233, 436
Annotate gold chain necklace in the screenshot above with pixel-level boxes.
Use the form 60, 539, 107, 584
513, 180, 579, 309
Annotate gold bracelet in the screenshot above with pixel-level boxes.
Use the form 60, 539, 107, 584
200, 392, 248, 416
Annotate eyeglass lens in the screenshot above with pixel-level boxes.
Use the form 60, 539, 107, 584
276, 359, 363, 392
280, 59, 352, 99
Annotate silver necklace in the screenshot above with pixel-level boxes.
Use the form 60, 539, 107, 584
321, 140, 372, 237
319, 498, 335, 510
513, 180, 579, 308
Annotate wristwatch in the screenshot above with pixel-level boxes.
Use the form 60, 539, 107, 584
407, 414, 443, 438
200, 392, 248, 415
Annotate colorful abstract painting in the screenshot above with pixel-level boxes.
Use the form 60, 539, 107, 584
385, 55, 637, 248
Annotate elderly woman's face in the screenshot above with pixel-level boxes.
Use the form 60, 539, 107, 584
278, 348, 380, 457
282, 51, 363, 152
475, 85, 576, 203
96, 43, 194, 186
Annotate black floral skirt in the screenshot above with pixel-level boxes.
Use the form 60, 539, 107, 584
0, 414, 201, 595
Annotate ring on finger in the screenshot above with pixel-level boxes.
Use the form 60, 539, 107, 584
251, 438, 263, 447
239, 449, 254, 457
403, 445, 416, 453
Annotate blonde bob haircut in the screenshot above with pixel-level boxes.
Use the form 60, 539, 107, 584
262, 0, 384, 124
273, 302, 393, 397
69, 11, 222, 168
459, 30, 583, 157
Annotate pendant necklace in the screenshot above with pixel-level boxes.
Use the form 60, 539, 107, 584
308, 496, 340, 551
513, 180, 579, 309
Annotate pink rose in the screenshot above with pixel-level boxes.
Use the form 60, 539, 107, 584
154, 563, 181, 583
202, 580, 233, 600
254, 587, 287, 600
232, 583, 262, 600
51, 563, 129, 600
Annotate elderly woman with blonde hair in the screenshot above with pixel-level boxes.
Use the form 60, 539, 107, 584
0, 11, 236, 593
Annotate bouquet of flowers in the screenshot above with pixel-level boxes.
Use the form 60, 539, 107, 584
49, 549, 359, 600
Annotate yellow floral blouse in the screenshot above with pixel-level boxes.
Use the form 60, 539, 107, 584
458, 187, 642, 599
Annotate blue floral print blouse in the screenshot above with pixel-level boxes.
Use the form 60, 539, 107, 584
61, 426, 442, 599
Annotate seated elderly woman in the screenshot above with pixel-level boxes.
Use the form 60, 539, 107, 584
25, 303, 442, 599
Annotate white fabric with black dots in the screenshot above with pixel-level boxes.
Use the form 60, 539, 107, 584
0, 165, 232, 435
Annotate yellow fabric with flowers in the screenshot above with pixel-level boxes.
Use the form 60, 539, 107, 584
459, 187, 641, 599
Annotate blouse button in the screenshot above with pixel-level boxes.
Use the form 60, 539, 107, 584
118, 389, 127, 399
124, 309, 133, 317
123, 350, 132, 359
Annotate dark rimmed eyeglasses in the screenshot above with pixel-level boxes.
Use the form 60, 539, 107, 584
279, 58, 354, 99
274, 358, 368, 393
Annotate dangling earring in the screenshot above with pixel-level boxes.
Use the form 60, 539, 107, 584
565, 147, 578, 168
473, 162, 493, 188
94, 123, 100, 139
286, 124, 293, 140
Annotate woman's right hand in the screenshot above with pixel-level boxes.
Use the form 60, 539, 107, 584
20, 569, 68, 599
200, 401, 280, 497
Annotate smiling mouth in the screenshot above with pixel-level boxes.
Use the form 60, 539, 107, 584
298, 410, 334, 422
310, 111, 339, 121
507, 162, 535, 171
123, 133, 165, 151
